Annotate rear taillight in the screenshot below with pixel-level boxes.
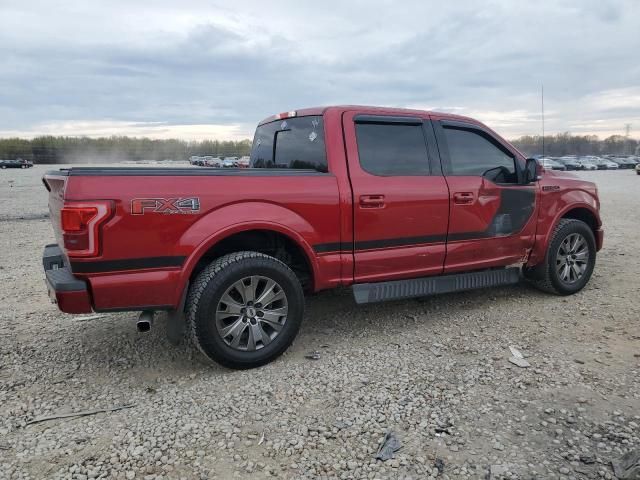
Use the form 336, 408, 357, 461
61, 207, 98, 232
60, 202, 112, 257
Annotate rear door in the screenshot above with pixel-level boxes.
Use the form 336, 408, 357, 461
343, 111, 450, 282
432, 119, 538, 273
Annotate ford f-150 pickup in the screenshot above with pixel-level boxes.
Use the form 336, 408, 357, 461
42, 106, 604, 368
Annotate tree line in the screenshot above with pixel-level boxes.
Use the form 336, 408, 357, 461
0, 136, 252, 164
0, 132, 637, 164
510, 133, 638, 157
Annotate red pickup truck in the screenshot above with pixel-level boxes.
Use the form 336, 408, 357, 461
43, 106, 603, 368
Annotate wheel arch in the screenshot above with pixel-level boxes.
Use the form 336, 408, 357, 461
528, 201, 601, 267
179, 222, 319, 298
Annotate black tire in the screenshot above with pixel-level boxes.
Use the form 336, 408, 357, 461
186, 251, 304, 369
524, 219, 596, 295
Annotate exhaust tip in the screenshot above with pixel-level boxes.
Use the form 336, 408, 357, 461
136, 310, 154, 333
136, 320, 151, 333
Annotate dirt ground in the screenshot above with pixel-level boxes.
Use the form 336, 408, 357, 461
0, 165, 638, 480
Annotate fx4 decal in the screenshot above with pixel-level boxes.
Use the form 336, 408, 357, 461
131, 197, 200, 215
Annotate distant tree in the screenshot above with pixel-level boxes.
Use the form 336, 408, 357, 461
0, 136, 253, 164
510, 133, 638, 157
0, 132, 637, 164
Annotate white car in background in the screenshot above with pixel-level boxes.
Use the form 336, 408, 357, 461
222, 157, 239, 168
577, 158, 598, 170
205, 157, 223, 167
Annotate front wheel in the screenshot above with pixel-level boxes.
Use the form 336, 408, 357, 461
524, 219, 596, 295
186, 251, 305, 369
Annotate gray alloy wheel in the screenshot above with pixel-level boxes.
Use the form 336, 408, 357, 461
555, 232, 589, 284
215, 275, 288, 351
524, 218, 596, 295
186, 251, 305, 369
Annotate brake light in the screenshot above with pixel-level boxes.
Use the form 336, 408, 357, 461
274, 111, 296, 120
60, 202, 112, 257
61, 207, 98, 232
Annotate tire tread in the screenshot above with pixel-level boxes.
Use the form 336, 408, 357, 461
527, 218, 594, 295
185, 251, 302, 368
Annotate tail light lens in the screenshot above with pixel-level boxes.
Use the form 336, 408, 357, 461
60, 202, 112, 257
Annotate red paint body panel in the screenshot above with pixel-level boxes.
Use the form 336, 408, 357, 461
443, 176, 538, 272
342, 110, 449, 282
48, 288, 93, 314
42, 105, 603, 313
526, 170, 602, 265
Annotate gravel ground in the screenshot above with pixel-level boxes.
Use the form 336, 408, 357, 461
1, 165, 639, 480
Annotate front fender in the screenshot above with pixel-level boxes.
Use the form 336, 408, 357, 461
176, 201, 322, 293
527, 188, 601, 266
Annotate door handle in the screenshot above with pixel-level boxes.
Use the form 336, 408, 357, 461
453, 192, 474, 205
359, 194, 385, 209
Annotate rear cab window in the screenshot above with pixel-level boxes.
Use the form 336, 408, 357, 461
250, 116, 327, 172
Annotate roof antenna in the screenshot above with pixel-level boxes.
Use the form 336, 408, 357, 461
541, 84, 545, 158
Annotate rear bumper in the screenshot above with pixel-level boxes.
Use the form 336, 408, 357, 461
43, 244, 93, 314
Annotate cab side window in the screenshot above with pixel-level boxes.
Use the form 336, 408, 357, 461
443, 126, 518, 183
355, 122, 430, 176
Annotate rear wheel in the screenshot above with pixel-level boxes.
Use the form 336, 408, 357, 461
186, 251, 304, 369
524, 219, 596, 295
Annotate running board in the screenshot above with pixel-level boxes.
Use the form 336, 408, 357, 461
352, 267, 520, 304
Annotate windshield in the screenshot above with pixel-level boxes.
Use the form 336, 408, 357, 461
250, 115, 327, 172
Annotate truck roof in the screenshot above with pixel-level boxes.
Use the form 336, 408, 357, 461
257, 105, 477, 126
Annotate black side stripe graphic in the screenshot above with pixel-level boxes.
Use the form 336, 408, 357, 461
313, 188, 535, 253
71, 256, 186, 273
313, 242, 344, 253
313, 235, 447, 253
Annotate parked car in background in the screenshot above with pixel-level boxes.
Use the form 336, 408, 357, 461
205, 157, 223, 168
576, 159, 598, 170
237, 156, 251, 168
1, 159, 33, 169
222, 156, 239, 168
579, 157, 608, 170
556, 157, 583, 170
607, 156, 638, 169
539, 158, 567, 171
595, 158, 619, 170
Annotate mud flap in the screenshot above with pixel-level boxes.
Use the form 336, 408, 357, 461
165, 282, 189, 345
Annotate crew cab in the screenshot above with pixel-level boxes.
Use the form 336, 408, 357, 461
42, 106, 604, 368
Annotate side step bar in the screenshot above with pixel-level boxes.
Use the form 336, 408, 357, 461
352, 267, 520, 304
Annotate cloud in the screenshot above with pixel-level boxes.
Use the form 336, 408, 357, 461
0, 0, 639, 139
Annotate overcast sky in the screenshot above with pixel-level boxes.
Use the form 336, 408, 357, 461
1, 0, 639, 140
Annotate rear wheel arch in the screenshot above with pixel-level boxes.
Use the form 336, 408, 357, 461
182, 226, 318, 296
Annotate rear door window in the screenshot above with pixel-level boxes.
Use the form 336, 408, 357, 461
250, 116, 327, 172
355, 122, 430, 176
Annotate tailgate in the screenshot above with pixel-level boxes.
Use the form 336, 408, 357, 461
43, 172, 68, 248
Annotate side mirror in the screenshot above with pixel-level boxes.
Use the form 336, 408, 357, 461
523, 158, 539, 184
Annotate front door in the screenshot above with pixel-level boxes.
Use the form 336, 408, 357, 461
432, 119, 538, 273
343, 111, 450, 282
